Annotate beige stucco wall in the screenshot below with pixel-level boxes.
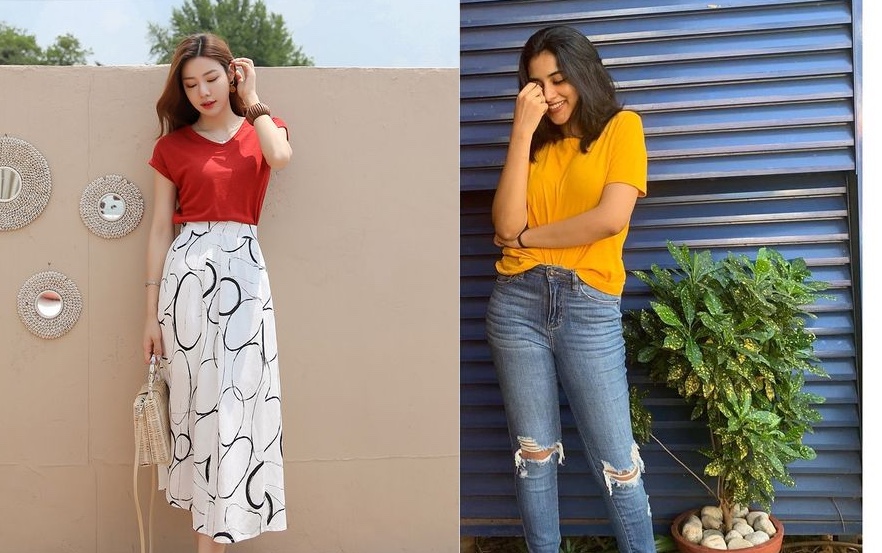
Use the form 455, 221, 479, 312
0, 65, 459, 552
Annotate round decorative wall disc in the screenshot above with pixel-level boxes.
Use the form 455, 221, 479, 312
80, 174, 144, 239
17, 270, 83, 339
0, 136, 52, 231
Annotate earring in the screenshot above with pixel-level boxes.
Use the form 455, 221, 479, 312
230, 82, 236, 93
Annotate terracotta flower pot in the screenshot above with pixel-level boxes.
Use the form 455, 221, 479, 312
670, 510, 785, 553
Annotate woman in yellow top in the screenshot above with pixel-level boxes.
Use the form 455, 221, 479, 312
485, 26, 655, 552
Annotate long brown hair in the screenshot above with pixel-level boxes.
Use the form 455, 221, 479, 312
155, 33, 246, 136
518, 26, 622, 161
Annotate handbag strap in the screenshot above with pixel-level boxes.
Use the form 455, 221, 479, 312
147, 354, 159, 396
134, 428, 145, 553
134, 360, 160, 553
134, 418, 159, 553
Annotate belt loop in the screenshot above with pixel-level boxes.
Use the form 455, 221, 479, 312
571, 270, 578, 291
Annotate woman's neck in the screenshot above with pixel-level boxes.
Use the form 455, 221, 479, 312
192, 109, 244, 144
561, 119, 581, 139
195, 110, 242, 132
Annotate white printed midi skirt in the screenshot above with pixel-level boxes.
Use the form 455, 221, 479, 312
157, 221, 286, 543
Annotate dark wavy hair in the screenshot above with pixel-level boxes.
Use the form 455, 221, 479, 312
155, 33, 246, 136
518, 26, 622, 160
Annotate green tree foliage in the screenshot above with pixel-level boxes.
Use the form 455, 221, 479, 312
0, 23, 92, 65
147, 0, 313, 66
0, 23, 42, 64
44, 33, 92, 65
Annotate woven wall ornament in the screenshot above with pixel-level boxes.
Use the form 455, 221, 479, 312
0, 136, 52, 231
79, 174, 144, 239
17, 270, 83, 340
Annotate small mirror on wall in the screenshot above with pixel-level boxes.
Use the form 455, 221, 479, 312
0, 136, 52, 231
80, 174, 144, 239
18, 271, 82, 339
98, 192, 126, 222
0, 166, 23, 202
34, 290, 63, 319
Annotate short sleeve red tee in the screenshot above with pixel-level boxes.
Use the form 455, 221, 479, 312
148, 117, 287, 225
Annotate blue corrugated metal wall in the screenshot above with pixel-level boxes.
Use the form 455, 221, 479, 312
461, 0, 862, 537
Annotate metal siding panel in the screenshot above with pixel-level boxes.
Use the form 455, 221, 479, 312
461, 2, 851, 51
461, 1, 855, 191
464, 100, 854, 137
460, 0, 860, 538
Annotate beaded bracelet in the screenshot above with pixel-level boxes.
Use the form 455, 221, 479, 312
145, 280, 160, 288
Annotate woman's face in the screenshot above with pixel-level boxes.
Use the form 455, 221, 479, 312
181, 55, 232, 118
527, 50, 580, 134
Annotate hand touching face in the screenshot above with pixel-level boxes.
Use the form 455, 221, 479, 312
512, 81, 548, 135
527, 51, 580, 134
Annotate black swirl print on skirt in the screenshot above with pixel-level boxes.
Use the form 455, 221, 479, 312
157, 221, 286, 543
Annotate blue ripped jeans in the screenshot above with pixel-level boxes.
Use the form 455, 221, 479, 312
485, 266, 655, 553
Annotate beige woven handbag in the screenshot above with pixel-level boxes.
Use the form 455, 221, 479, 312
133, 355, 171, 553
134, 355, 171, 466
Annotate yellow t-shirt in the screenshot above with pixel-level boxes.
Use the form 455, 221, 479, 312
496, 110, 647, 295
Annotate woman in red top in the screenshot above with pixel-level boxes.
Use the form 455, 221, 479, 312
142, 33, 292, 553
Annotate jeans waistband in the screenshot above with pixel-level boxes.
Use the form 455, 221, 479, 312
529, 265, 581, 290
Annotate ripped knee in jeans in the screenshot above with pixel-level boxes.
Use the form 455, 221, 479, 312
514, 436, 564, 478
601, 442, 646, 495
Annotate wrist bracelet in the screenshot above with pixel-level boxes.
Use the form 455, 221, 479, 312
516, 228, 528, 248
245, 102, 271, 125
145, 280, 160, 288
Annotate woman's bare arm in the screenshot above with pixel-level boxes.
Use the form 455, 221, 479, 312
494, 183, 639, 249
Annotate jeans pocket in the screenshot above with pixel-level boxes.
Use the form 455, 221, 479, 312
576, 281, 620, 305
495, 272, 526, 285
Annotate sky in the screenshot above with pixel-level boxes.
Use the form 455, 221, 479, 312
0, 0, 459, 67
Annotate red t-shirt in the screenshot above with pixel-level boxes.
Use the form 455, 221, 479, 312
148, 117, 287, 225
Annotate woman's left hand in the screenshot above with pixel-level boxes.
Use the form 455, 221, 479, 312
231, 57, 259, 105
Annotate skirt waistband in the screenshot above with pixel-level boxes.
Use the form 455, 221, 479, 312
180, 221, 258, 237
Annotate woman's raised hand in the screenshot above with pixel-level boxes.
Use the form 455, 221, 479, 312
231, 57, 259, 105
512, 82, 547, 135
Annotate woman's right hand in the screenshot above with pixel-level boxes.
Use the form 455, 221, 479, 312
512, 82, 548, 135
143, 317, 163, 364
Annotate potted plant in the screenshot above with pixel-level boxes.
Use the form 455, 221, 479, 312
623, 242, 829, 551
